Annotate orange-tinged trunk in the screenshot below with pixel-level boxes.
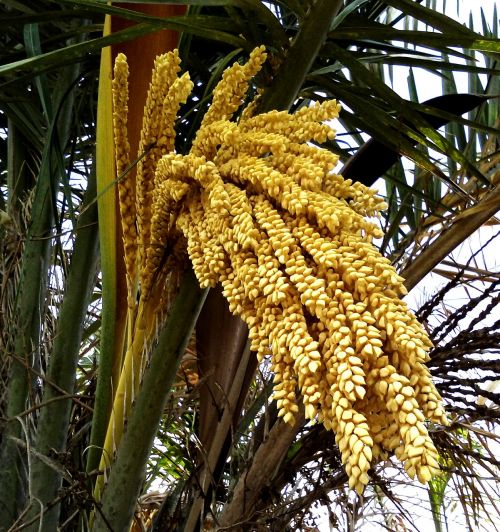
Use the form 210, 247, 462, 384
109, 4, 186, 383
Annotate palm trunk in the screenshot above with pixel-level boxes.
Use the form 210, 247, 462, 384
21, 171, 99, 531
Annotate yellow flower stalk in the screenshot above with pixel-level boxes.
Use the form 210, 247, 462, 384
106, 45, 448, 497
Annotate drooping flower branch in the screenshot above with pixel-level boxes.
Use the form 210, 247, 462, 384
111, 46, 448, 495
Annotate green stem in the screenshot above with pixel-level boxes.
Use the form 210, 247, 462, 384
85, 37, 127, 476
85, 255, 121, 477
428, 476, 449, 532
92, 270, 207, 532
259, 0, 343, 113
22, 172, 99, 532
0, 139, 54, 527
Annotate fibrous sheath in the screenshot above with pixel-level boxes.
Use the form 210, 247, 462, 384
113, 45, 448, 494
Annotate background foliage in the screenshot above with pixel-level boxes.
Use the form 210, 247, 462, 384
0, 1, 499, 530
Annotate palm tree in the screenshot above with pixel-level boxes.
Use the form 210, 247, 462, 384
0, 1, 498, 530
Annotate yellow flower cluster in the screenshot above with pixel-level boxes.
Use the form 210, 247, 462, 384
112, 46, 447, 495
113, 54, 137, 307
135, 50, 182, 291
